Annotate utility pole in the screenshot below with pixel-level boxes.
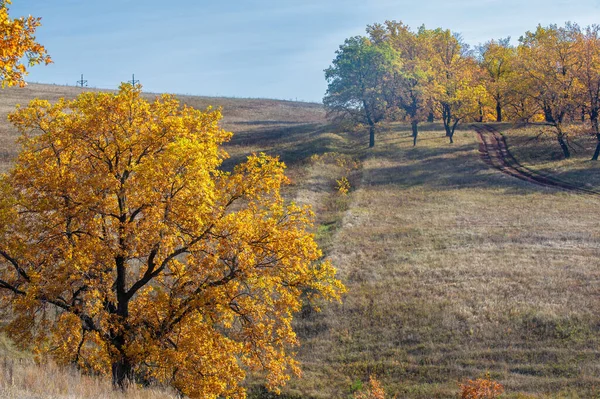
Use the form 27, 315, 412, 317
76, 74, 88, 88
129, 74, 140, 86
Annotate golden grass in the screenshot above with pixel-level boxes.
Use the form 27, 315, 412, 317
0, 358, 177, 398
0, 331, 175, 399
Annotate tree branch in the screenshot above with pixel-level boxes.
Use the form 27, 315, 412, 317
0, 250, 30, 282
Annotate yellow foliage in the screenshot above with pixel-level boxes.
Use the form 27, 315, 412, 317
354, 376, 386, 399
336, 177, 350, 195
311, 152, 359, 196
0, 84, 345, 398
0, 0, 51, 87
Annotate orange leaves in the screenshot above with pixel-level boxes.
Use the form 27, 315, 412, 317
0, 84, 345, 398
0, 0, 51, 88
459, 373, 504, 399
350, 374, 504, 399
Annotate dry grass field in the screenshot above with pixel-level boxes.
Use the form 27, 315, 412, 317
287, 124, 600, 399
2, 85, 600, 398
0, 361, 177, 399
0, 333, 177, 398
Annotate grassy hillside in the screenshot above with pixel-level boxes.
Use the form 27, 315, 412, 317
0, 83, 326, 173
2, 85, 600, 398
287, 124, 600, 399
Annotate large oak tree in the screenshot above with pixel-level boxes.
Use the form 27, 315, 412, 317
0, 85, 344, 398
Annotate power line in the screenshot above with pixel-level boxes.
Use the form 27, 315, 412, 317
76, 74, 87, 88
129, 74, 140, 86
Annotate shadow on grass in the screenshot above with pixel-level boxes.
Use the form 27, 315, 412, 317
369, 130, 562, 195
228, 123, 323, 147
221, 123, 352, 171
233, 120, 306, 126
502, 127, 600, 190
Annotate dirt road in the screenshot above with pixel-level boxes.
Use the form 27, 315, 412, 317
474, 124, 600, 196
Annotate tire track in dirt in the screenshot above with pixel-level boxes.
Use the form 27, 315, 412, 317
474, 124, 600, 196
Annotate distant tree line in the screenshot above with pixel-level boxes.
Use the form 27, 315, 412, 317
324, 21, 600, 160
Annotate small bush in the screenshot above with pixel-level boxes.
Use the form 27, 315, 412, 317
337, 177, 351, 195
459, 372, 504, 399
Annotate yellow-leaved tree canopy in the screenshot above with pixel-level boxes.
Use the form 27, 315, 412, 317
0, 0, 51, 87
0, 84, 345, 398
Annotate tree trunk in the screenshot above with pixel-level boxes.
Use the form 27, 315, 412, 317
112, 354, 133, 389
556, 127, 570, 159
496, 101, 502, 122
448, 119, 460, 144
411, 120, 419, 147
112, 253, 131, 389
442, 104, 452, 143
592, 135, 600, 161
427, 112, 434, 123
444, 123, 454, 144
557, 136, 570, 159
363, 99, 375, 148
445, 125, 454, 144
591, 110, 599, 160
477, 101, 484, 123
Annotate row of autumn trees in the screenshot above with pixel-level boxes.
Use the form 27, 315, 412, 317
324, 21, 600, 160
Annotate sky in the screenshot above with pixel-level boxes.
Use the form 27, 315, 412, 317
7, 0, 600, 102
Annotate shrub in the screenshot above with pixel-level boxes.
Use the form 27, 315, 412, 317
353, 376, 386, 399
459, 372, 504, 399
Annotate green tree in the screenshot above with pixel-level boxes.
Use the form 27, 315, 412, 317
367, 21, 433, 146
324, 36, 397, 148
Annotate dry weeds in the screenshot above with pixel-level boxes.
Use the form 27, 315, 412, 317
0, 358, 177, 398
0, 333, 175, 399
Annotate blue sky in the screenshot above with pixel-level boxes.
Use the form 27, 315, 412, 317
8, 0, 600, 102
